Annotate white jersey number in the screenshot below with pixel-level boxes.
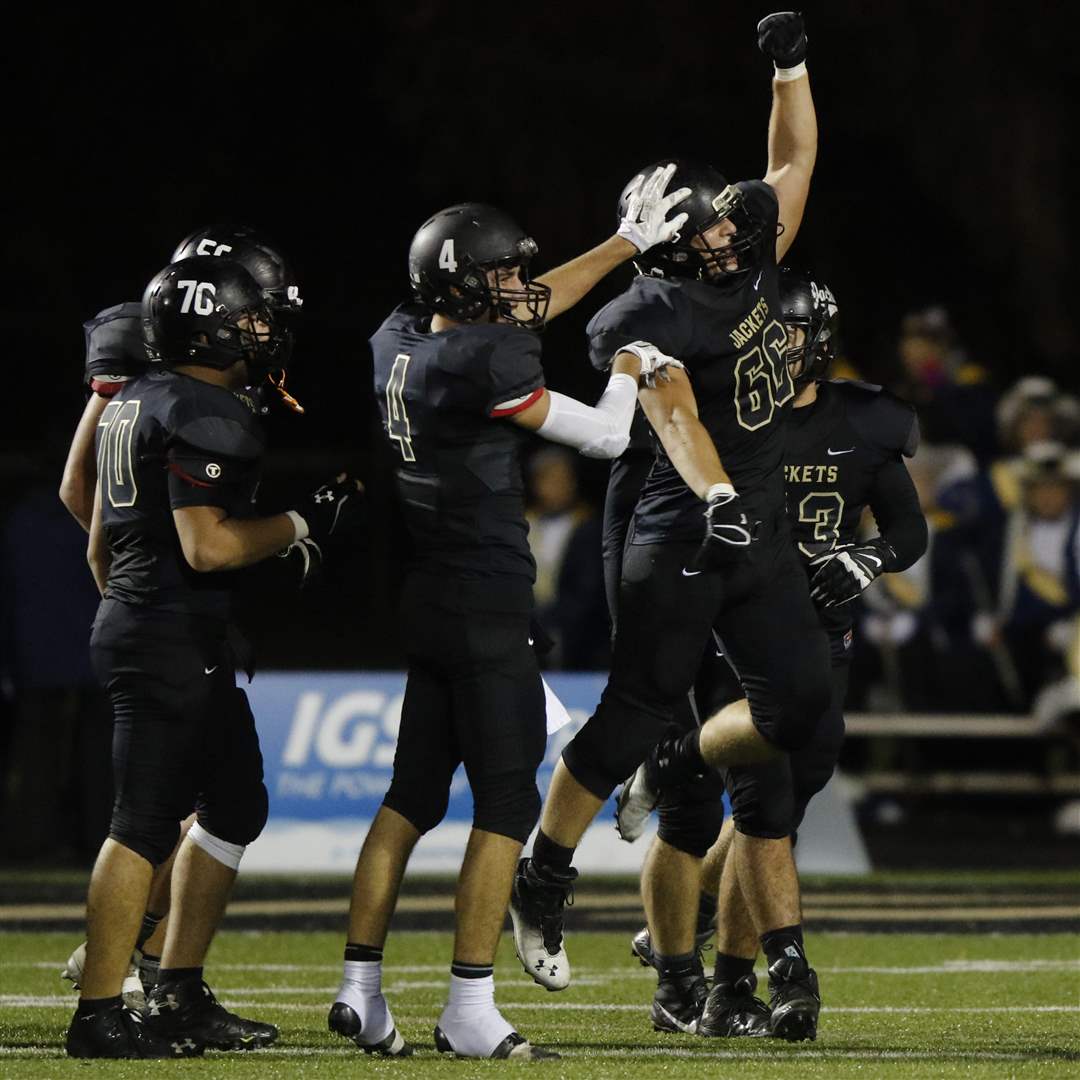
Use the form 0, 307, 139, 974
386, 353, 416, 462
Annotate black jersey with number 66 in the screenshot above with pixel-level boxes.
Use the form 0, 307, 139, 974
588, 181, 788, 544
371, 303, 546, 587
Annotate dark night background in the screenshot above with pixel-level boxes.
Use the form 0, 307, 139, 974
1, 1, 1076, 670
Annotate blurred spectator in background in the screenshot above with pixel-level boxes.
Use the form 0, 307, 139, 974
525, 448, 609, 670
995, 377, 1080, 454
977, 444, 1080, 707
890, 306, 998, 463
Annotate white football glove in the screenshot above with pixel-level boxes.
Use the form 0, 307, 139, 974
617, 340, 686, 387
617, 164, 691, 253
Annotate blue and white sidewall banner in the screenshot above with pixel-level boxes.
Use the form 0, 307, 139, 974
244, 671, 653, 873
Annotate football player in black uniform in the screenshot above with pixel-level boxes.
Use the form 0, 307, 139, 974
328, 178, 688, 1061
59, 226, 309, 1008
509, 8, 824, 1033
60, 225, 304, 532
624, 269, 928, 1041
67, 255, 361, 1059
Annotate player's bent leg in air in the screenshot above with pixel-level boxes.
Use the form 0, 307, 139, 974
143, 686, 277, 1052
637, 549, 831, 1040
511, 541, 723, 992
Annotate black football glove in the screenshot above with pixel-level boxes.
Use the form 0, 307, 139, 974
276, 536, 324, 590
691, 487, 757, 570
294, 474, 366, 547
757, 11, 808, 68
809, 539, 896, 608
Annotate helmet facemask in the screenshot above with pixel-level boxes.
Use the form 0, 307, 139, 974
667, 186, 766, 284
785, 308, 837, 392
481, 249, 552, 329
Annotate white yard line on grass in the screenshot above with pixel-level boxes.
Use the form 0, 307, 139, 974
4, 994, 1080, 1016
0, 1044, 1076, 1063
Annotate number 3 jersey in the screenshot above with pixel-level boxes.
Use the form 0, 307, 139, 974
588, 181, 789, 545
784, 379, 925, 636
95, 370, 265, 620
371, 303, 546, 587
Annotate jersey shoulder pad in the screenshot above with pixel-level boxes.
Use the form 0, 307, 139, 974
166, 378, 265, 464
370, 301, 426, 343
831, 379, 920, 458
83, 301, 146, 382
586, 277, 690, 371
444, 324, 545, 418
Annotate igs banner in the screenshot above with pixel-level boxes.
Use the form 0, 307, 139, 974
242, 671, 651, 873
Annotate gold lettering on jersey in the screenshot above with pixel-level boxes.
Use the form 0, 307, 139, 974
728, 297, 771, 349
784, 464, 839, 484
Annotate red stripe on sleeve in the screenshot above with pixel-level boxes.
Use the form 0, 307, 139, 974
90, 378, 126, 398
489, 386, 544, 418
167, 461, 215, 488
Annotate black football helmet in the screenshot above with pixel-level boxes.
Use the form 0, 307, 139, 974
171, 224, 302, 313
142, 256, 287, 375
779, 267, 839, 389
408, 203, 551, 328
619, 159, 769, 285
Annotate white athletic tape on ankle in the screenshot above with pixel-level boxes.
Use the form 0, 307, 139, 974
187, 821, 245, 870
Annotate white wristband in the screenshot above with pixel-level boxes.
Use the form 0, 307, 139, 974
706, 482, 737, 502
774, 61, 807, 82
286, 510, 309, 542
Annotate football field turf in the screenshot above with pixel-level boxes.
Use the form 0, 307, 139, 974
2, 922, 1078, 1078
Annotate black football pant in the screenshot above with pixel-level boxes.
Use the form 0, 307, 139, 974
562, 526, 831, 801
90, 600, 268, 867
382, 574, 546, 845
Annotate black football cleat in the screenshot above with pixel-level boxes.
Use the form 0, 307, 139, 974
630, 925, 714, 971
328, 1001, 412, 1056
144, 979, 278, 1051
66, 1000, 204, 1059
434, 1025, 559, 1060
767, 956, 820, 1041
509, 857, 577, 991
649, 966, 708, 1035
698, 973, 772, 1038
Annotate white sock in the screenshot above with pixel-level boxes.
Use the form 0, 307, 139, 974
335, 960, 394, 1045
437, 974, 515, 1057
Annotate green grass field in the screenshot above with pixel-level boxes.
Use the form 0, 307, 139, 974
2, 928, 1078, 1078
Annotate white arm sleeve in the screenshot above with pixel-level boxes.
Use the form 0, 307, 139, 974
536, 373, 638, 460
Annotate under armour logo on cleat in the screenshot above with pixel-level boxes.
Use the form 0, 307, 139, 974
549, 965, 558, 976
534, 959, 546, 972
785, 945, 802, 958
171, 1038, 197, 1053
314, 491, 336, 503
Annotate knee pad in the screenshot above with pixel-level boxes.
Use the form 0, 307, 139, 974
188, 819, 246, 870
471, 771, 541, 845
656, 775, 726, 858
728, 759, 795, 839
198, 780, 269, 847
109, 810, 180, 868
561, 688, 672, 800
383, 778, 451, 836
